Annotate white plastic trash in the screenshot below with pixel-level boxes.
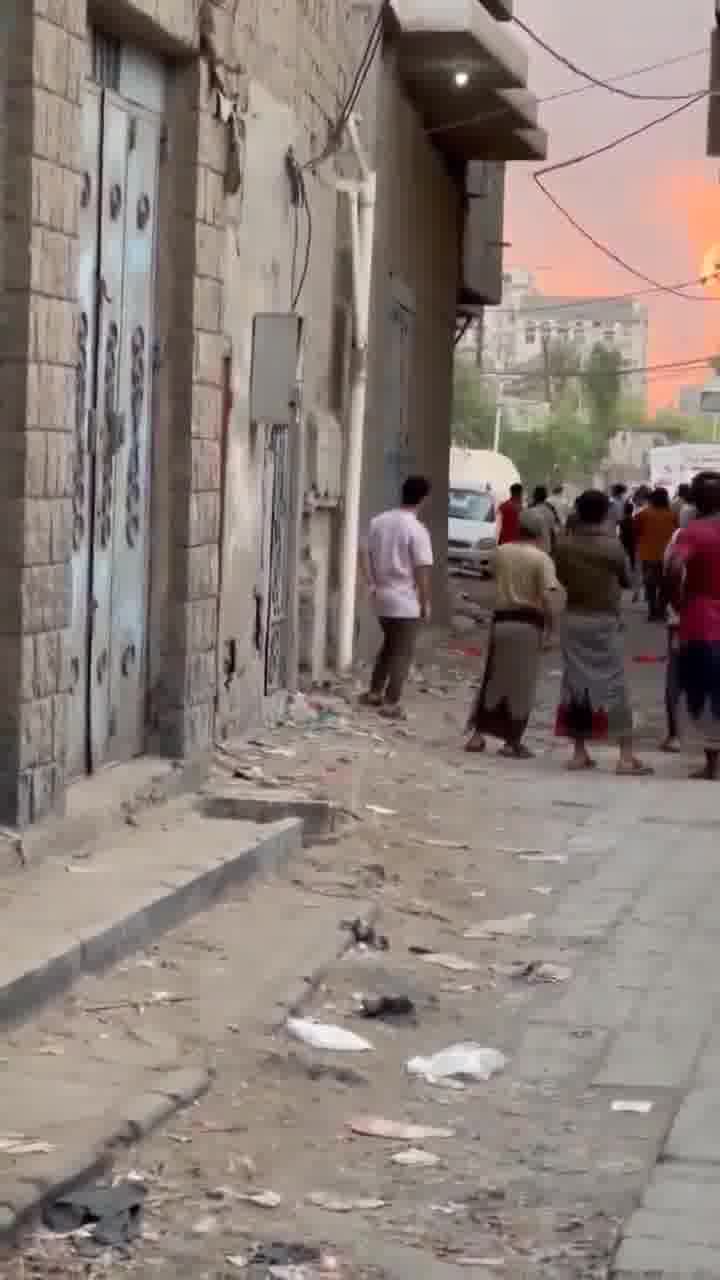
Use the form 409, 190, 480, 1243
286, 1017, 373, 1053
406, 1043, 506, 1084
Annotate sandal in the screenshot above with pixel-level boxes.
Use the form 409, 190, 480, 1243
660, 739, 682, 754
379, 704, 407, 721
567, 758, 597, 772
499, 743, 535, 760
616, 759, 654, 777
465, 735, 486, 754
358, 692, 383, 708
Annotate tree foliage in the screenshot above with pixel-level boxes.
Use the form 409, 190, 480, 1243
451, 342, 623, 489
451, 362, 496, 450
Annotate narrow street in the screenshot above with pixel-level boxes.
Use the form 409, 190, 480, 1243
7, 586, 720, 1280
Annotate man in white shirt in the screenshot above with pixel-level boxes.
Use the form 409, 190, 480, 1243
359, 475, 433, 718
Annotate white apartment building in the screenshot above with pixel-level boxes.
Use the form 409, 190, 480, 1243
480, 269, 650, 406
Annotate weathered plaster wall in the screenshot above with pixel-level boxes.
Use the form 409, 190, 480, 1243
357, 50, 462, 658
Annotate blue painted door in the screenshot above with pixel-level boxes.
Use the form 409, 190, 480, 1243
68, 64, 162, 776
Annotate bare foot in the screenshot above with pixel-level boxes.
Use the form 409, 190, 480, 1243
465, 734, 486, 754
690, 764, 719, 780
660, 737, 681, 754
567, 757, 596, 772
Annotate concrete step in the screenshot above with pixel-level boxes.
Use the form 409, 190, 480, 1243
0, 869, 368, 1246
0, 796, 302, 1030
0, 756, 208, 876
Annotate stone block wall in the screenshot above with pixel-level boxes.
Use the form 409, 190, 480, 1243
0, 0, 84, 824
0, 0, 366, 822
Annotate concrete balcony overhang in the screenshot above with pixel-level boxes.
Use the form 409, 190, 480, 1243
429, 87, 543, 161
475, 126, 548, 161
388, 1, 546, 162
478, 0, 514, 19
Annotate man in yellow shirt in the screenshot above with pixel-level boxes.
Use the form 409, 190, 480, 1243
465, 509, 565, 759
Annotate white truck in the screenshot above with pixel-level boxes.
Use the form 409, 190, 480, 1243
649, 443, 720, 493
448, 448, 521, 576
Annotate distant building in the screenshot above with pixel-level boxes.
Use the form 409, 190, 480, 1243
479, 270, 650, 407
594, 428, 669, 490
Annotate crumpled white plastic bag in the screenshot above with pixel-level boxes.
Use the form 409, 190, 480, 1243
406, 1043, 506, 1084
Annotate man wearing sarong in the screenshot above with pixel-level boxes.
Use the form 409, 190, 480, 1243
465, 509, 564, 759
554, 489, 652, 776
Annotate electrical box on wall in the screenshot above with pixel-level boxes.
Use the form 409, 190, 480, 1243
249, 314, 303, 426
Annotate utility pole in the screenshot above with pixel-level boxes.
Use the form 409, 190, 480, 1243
541, 333, 553, 406
493, 378, 504, 453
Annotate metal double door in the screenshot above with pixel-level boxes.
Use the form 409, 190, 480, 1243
68, 83, 160, 777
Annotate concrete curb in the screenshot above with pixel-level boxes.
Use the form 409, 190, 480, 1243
200, 789, 341, 846
0, 817, 302, 1031
0, 1068, 209, 1243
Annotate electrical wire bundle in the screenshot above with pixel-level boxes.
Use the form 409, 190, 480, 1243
291, 1, 388, 310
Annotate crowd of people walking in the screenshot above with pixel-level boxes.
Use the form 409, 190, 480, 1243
359, 469, 720, 783
470, 472, 720, 780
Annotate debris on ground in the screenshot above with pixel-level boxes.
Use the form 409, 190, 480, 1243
348, 1115, 455, 1141
417, 837, 470, 850
246, 1242, 323, 1268
239, 1190, 283, 1209
286, 1017, 373, 1053
611, 1100, 654, 1115
0, 1136, 55, 1155
516, 853, 568, 864
359, 994, 416, 1020
391, 1147, 440, 1168
420, 952, 478, 973
406, 1043, 507, 1084
43, 1180, 146, 1247
464, 913, 535, 939
491, 961, 572, 984
192, 1214, 219, 1236
365, 804, 397, 818
307, 1192, 386, 1213
344, 918, 389, 951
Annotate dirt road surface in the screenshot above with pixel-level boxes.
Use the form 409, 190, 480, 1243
8, 587, 714, 1280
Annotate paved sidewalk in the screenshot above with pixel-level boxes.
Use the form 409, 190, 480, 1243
5, 600, 720, 1278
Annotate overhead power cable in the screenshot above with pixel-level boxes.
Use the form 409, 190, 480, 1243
488, 276, 719, 315
532, 95, 716, 303
428, 46, 709, 138
512, 15, 708, 102
304, 0, 387, 169
541, 47, 708, 105
479, 355, 720, 381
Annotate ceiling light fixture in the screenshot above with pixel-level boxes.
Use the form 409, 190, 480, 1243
454, 70, 470, 88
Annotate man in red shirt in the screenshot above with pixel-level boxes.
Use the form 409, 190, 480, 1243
498, 483, 524, 545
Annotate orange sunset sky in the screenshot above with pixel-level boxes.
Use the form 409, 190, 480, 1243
507, 0, 720, 412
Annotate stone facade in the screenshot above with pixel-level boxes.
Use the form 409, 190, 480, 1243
0, 0, 500, 825
0, 0, 365, 824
